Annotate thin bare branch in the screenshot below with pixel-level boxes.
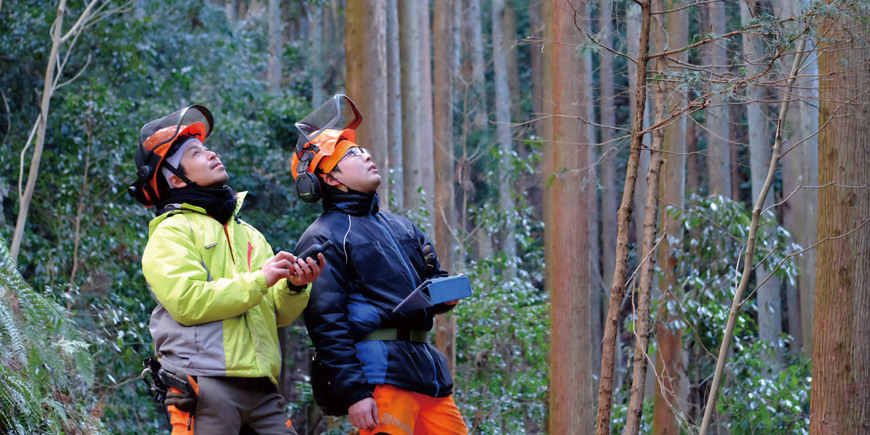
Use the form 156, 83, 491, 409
56, 54, 92, 90
18, 116, 41, 198
699, 35, 808, 435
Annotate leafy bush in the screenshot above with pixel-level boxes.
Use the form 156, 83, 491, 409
666, 193, 809, 432
0, 234, 102, 433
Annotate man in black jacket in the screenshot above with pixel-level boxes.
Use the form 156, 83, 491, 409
291, 95, 467, 434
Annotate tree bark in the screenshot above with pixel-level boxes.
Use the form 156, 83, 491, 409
310, 5, 324, 105
595, 0, 654, 432
652, 1, 688, 433
703, 1, 731, 198
419, 1, 436, 230
266, 0, 282, 93
386, 0, 402, 210
504, 3, 521, 113
462, 0, 488, 130
627, 2, 650, 249
545, 0, 594, 431
345, 1, 388, 203
399, 0, 422, 212
433, 0, 458, 376
809, 3, 870, 432
492, 0, 517, 278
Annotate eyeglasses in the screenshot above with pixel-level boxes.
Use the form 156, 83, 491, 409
340, 147, 370, 162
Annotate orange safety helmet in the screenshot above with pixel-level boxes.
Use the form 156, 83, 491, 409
290, 128, 358, 179
129, 105, 213, 207
291, 95, 362, 202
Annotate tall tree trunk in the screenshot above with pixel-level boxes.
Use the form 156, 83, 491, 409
597, 0, 621, 390
777, 0, 819, 356
625, 6, 667, 429
491, 0, 517, 278
224, 0, 237, 21
653, 1, 688, 433
266, 0, 282, 93
741, 0, 781, 363
704, 1, 731, 198
627, 2, 650, 248
462, 0, 488, 130
419, 1, 436, 230
581, 1, 602, 389
345, 1, 388, 200
504, 3, 521, 113
399, 0, 423, 213
310, 5, 324, 104
530, 0, 544, 142
386, 0, 402, 210
809, 3, 870, 432
527, 0, 546, 223
703, 1, 731, 198
545, 0, 594, 431
433, 0, 458, 375
596, 0, 654, 432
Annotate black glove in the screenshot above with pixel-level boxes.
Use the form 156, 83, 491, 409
422, 244, 437, 278
164, 389, 197, 413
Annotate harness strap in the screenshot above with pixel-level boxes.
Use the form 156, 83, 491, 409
358, 328, 430, 344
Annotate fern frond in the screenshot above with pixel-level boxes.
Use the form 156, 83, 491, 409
0, 302, 27, 367
0, 234, 101, 431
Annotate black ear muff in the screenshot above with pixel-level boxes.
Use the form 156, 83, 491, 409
295, 172, 322, 203
294, 149, 323, 203
129, 164, 158, 206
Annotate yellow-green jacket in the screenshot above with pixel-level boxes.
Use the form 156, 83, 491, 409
142, 192, 309, 385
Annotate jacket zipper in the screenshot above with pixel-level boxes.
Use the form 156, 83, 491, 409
223, 224, 235, 263
370, 214, 417, 287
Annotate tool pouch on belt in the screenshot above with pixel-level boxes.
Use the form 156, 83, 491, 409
141, 356, 198, 413
160, 369, 198, 413
309, 350, 348, 416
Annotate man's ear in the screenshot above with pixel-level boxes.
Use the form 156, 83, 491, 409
169, 174, 188, 189
321, 172, 342, 188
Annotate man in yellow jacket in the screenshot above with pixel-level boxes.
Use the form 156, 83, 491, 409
130, 105, 323, 434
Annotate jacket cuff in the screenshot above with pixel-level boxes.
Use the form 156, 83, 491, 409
342, 387, 374, 410
254, 271, 269, 294
285, 281, 309, 295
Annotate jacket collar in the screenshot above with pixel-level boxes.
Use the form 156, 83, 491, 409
322, 187, 379, 216
148, 191, 247, 235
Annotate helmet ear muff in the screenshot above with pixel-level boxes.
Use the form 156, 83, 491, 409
295, 172, 322, 203
128, 153, 163, 206
294, 149, 322, 203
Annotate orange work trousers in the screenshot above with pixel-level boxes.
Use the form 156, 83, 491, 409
359, 384, 468, 435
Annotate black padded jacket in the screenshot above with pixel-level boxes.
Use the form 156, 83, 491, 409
296, 189, 455, 413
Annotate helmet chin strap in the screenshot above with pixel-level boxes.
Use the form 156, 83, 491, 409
164, 164, 197, 189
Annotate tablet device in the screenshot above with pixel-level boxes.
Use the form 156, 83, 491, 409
393, 275, 472, 313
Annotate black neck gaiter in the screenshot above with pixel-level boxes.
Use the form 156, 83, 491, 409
156, 185, 238, 225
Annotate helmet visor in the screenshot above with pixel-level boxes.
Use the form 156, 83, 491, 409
295, 94, 362, 154
138, 105, 214, 156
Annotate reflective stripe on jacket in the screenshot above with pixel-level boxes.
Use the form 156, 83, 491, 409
143, 192, 309, 384
297, 190, 455, 411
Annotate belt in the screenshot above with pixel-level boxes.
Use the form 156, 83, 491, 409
358, 328, 430, 343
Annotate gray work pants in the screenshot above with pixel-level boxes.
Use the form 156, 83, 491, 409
193, 376, 298, 435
